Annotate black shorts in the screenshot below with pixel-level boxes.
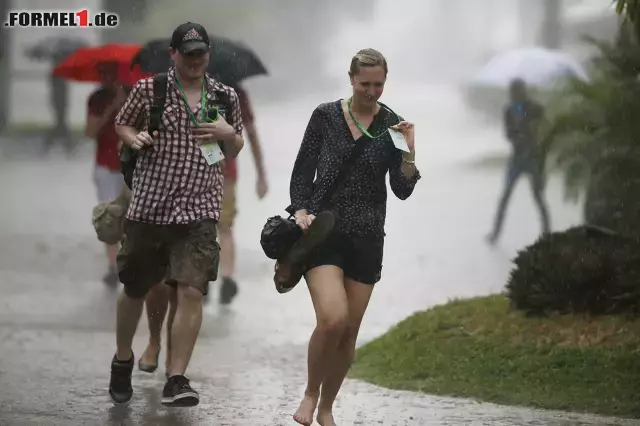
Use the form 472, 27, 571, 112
117, 219, 220, 299
304, 232, 384, 285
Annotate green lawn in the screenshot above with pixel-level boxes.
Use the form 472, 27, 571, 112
350, 295, 640, 419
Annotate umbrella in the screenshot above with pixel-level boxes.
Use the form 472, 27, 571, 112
464, 47, 589, 122
210, 37, 268, 86
26, 36, 89, 65
470, 47, 588, 88
53, 44, 151, 86
130, 36, 268, 86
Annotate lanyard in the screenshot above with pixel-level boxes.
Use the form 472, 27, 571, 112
175, 76, 207, 128
347, 97, 398, 139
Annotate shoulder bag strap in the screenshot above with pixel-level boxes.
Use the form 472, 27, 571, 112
148, 72, 168, 133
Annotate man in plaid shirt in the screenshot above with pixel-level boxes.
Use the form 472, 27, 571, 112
108, 22, 244, 408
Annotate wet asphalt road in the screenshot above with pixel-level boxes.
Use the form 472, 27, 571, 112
0, 97, 637, 425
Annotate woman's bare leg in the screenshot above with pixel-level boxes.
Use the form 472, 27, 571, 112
293, 266, 348, 426
139, 283, 170, 369
316, 278, 374, 426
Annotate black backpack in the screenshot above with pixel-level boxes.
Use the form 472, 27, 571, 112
120, 73, 235, 189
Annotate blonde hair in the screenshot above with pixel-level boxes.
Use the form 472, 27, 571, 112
349, 48, 388, 76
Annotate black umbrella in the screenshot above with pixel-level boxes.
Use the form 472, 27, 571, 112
130, 36, 267, 86
26, 36, 89, 65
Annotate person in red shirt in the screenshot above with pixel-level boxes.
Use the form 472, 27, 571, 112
215, 85, 268, 304
84, 61, 127, 286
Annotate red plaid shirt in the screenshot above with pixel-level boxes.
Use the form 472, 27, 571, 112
115, 67, 243, 224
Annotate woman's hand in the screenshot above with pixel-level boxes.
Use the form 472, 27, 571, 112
294, 212, 316, 231
391, 121, 415, 152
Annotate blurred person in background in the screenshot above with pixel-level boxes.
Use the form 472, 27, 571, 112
44, 76, 74, 154
286, 49, 420, 426
210, 84, 268, 305
84, 61, 127, 286
486, 78, 550, 244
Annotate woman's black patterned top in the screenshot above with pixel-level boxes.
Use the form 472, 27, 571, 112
289, 100, 421, 240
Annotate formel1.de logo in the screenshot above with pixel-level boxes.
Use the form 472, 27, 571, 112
4, 10, 119, 28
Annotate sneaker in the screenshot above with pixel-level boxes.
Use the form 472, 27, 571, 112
219, 277, 238, 305
109, 353, 134, 405
161, 375, 200, 407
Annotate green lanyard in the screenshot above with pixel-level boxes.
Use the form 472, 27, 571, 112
347, 97, 397, 139
175, 76, 207, 127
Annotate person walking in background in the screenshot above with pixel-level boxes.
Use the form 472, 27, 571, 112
486, 78, 551, 244
108, 22, 244, 408
44, 75, 74, 154
212, 84, 268, 305
84, 62, 127, 286
283, 48, 420, 426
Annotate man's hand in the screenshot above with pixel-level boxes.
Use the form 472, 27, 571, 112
131, 130, 157, 150
256, 176, 268, 199
192, 115, 236, 144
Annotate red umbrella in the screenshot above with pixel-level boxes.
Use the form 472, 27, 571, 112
53, 43, 151, 86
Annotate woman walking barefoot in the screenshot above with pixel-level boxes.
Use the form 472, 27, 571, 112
288, 48, 421, 426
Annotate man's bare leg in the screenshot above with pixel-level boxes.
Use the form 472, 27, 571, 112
167, 284, 203, 377
139, 283, 170, 371
115, 292, 145, 361
103, 244, 119, 286
217, 219, 239, 305
219, 225, 235, 278
216, 178, 239, 305
165, 287, 177, 375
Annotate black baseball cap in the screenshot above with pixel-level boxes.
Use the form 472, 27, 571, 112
170, 22, 210, 54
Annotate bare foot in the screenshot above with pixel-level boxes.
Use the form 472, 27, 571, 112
316, 408, 336, 426
293, 394, 318, 426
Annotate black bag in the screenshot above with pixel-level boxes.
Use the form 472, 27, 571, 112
120, 73, 168, 189
120, 74, 236, 189
260, 138, 372, 260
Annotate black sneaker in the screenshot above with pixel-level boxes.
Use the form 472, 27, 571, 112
219, 277, 238, 305
109, 353, 134, 405
161, 375, 199, 407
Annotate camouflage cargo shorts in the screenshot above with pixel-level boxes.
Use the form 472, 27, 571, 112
117, 219, 220, 299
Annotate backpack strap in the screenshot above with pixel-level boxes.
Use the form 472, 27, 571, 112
148, 72, 168, 133
120, 73, 168, 190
